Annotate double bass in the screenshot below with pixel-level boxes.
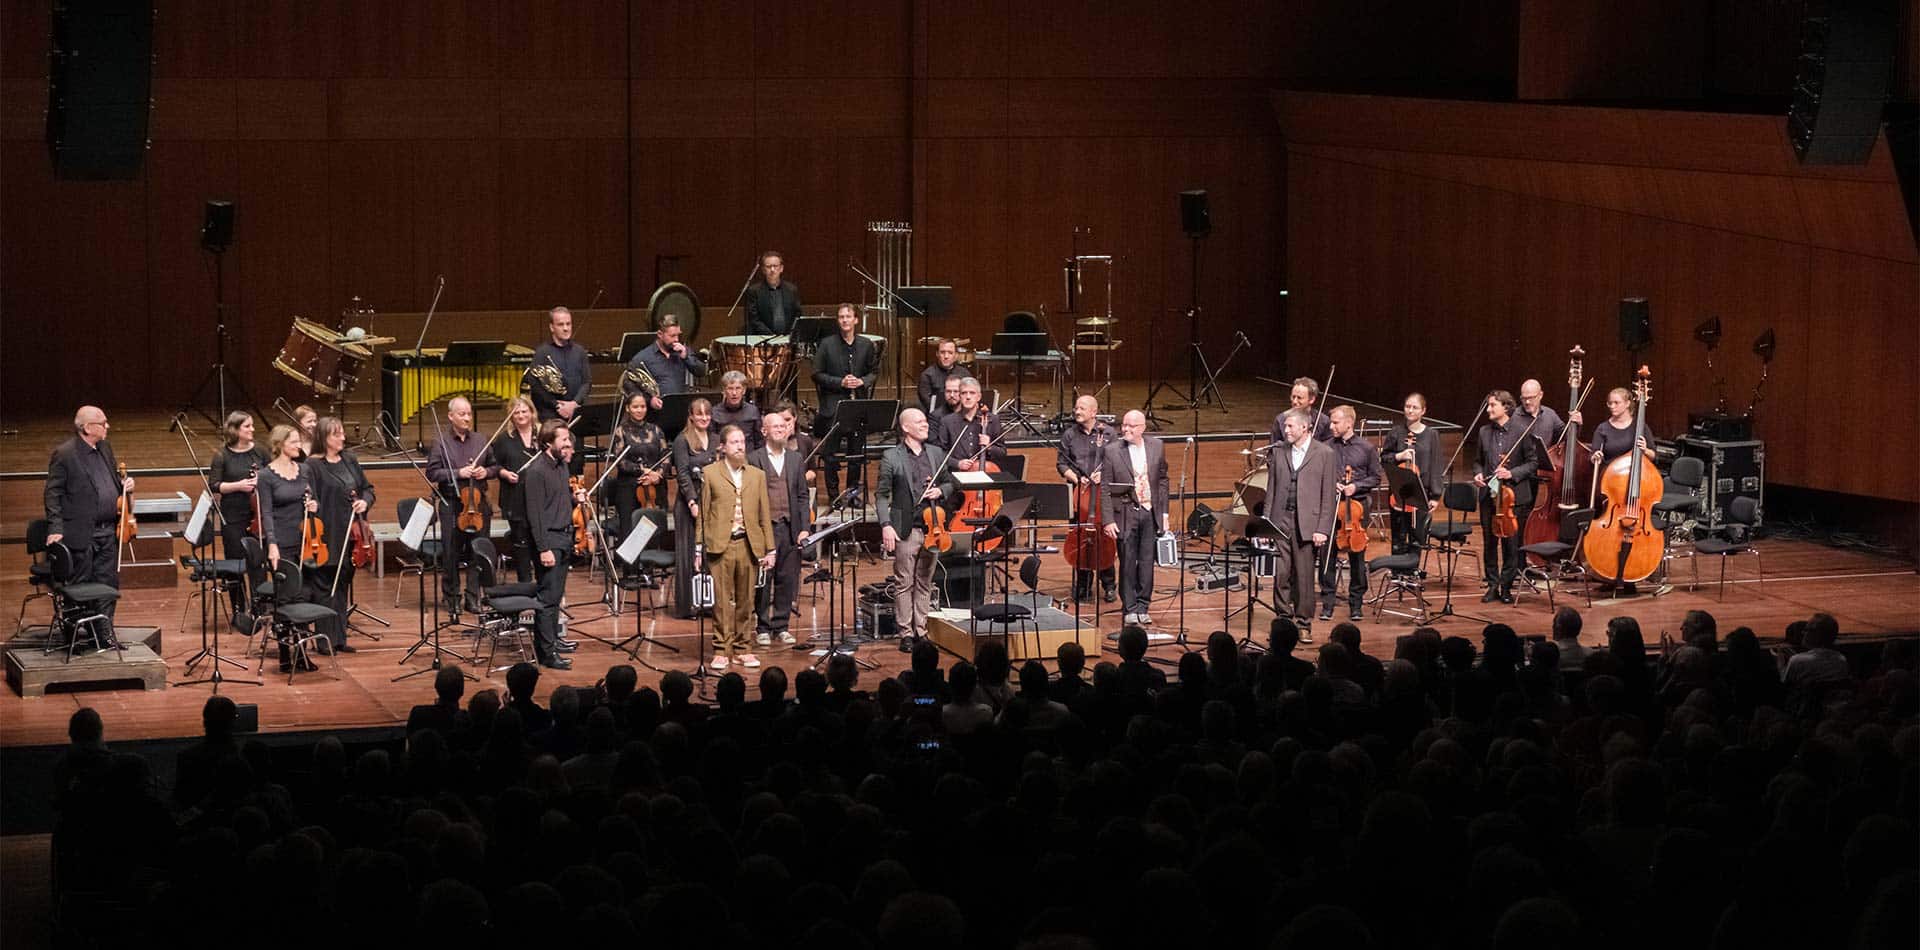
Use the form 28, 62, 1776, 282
1063, 431, 1116, 572
1524, 345, 1593, 559
1581, 367, 1664, 584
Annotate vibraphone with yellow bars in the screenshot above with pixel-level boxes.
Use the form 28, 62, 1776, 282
380, 345, 535, 424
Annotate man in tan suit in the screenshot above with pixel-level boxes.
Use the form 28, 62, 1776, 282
698, 424, 776, 669
1268, 408, 1337, 642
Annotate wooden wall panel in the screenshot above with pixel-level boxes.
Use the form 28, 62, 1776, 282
630, 0, 755, 80
1517, 0, 1706, 100
497, 0, 629, 78
233, 1, 345, 78
153, 0, 237, 78
143, 142, 242, 410
751, 0, 912, 78
498, 140, 631, 309
336, 0, 499, 79
2, 1, 50, 80
235, 143, 333, 408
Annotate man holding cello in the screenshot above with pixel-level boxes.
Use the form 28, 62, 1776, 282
1057, 395, 1117, 604
1318, 406, 1382, 622
1472, 390, 1541, 604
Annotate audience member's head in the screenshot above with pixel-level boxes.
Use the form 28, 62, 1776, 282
434, 665, 466, 705
949, 662, 979, 703
68, 707, 104, 747
661, 670, 694, 705
760, 666, 789, 703
1680, 609, 1718, 650
1017, 660, 1049, 699
1118, 625, 1149, 661
1057, 640, 1087, 678
1270, 617, 1301, 654
202, 696, 239, 740
1805, 613, 1840, 649
505, 662, 540, 703
603, 664, 638, 705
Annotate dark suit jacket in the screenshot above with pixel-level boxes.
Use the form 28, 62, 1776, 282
45, 436, 120, 551
812, 333, 879, 420
1474, 420, 1544, 508
748, 445, 811, 534
1100, 436, 1170, 531
742, 280, 802, 335
875, 442, 957, 537
1267, 439, 1339, 543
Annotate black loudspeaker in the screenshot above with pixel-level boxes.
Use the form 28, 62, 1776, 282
46, 0, 155, 180
200, 200, 234, 252
1787, 0, 1895, 165
1619, 297, 1653, 351
1180, 190, 1210, 237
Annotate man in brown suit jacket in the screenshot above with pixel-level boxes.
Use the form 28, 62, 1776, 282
699, 424, 776, 669
1268, 408, 1338, 641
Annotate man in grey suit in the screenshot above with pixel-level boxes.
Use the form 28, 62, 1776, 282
1268, 408, 1337, 642
749, 403, 811, 647
1101, 411, 1169, 625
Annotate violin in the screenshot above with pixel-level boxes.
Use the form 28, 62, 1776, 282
1582, 367, 1665, 584
115, 462, 137, 546
569, 475, 596, 555
300, 490, 330, 567
457, 479, 485, 533
1336, 465, 1369, 552
634, 454, 670, 508
921, 491, 953, 553
348, 489, 376, 570
247, 461, 264, 536
1487, 412, 1541, 540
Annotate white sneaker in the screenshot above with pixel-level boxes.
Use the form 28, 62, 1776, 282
777, 630, 796, 645
755, 632, 772, 647
1121, 612, 1138, 624
710, 656, 730, 671
1139, 614, 1153, 625
740, 653, 762, 668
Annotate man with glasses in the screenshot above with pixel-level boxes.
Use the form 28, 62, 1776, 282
45, 406, 135, 625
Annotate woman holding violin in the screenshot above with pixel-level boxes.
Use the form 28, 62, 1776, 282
307, 416, 375, 653
1471, 390, 1541, 604
428, 396, 498, 613
608, 391, 669, 540
1318, 406, 1382, 622
669, 397, 718, 619
1382, 393, 1443, 556
488, 396, 541, 581
257, 424, 321, 672
208, 410, 270, 614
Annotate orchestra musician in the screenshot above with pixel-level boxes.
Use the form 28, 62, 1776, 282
1057, 394, 1117, 604
932, 373, 965, 424
530, 306, 591, 473
710, 371, 763, 452
427, 397, 497, 614
256, 424, 319, 672
1586, 387, 1655, 469
1267, 377, 1333, 455
291, 404, 318, 459
1472, 390, 1541, 604
626, 313, 705, 408
523, 420, 588, 670
749, 403, 811, 648
44, 406, 134, 628
208, 410, 269, 614
742, 251, 801, 335
812, 303, 879, 501
1517, 378, 1568, 459
1382, 392, 1443, 556
487, 396, 542, 581
307, 417, 375, 652
1268, 408, 1337, 642
917, 338, 972, 415
607, 391, 669, 543
697, 424, 776, 670
936, 377, 1008, 472
670, 398, 718, 619
1100, 410, 1169, 626
877, 408, 957, 649
1318, 405, 1383, 622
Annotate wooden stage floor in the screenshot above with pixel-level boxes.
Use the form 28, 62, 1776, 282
2, 382, 1915, 747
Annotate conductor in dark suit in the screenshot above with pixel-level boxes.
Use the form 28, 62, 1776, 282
45, 405, 133, 615
749, 404, 812, 647
1100, 411, 1169, 626
1269, 408, 1338, 640
1473, 389, 1542, 604
811, 302, 879, 500
742, 251, 802, 335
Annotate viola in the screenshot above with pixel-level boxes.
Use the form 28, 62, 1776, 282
1389, 432, 1421, 514
115, 462, 138, 546
1336, 465, 1369, 552
570, 475, 596, 555
1581, 367, 1665, 584
348, 489, 377, 570
247, 461, 264, 536
457, 479, 485, 534
300, 490, 330, 567
921, 497, 953, 552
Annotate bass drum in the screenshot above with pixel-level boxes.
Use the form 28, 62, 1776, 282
649, 282, 701, 341
272, 317, 371, 397
1231, 464, 1268, 515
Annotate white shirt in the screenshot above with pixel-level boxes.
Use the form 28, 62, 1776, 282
1290, 442, 1308, 472
767, 448, 786, 477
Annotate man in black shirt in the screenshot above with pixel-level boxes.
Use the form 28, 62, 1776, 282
1472, 389, 1541, 604
931, 373, 964, 424
45, 405, 133, 621
742, 251, 801, 335
710, 371, 763, 452
1267, 376, 1332, 454
1057, 394, 1117, 603
936, 377, 1008, 471
524, 420, 587, 669
1317, 405, 1383, 622
626, 313, 705, 407
425, 397, 497, 613
529, 306, 592, 475
916, 338, 971, 415
811, 303, 879, 500
876, 409, 956, 647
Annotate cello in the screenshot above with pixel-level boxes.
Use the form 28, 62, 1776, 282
1524, 346, 1594, 559
1581, 367, 1664, 585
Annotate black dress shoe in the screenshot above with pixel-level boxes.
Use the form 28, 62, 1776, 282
1480, 590, 1500, 603
1349, 603, 1364, 621
554, 640, 578, 653
1498, 590, 1516, 605
298, 656, 319, 672
540, 656, 573, 670
1102, 587, 1118, 604
333, 643, 357, 654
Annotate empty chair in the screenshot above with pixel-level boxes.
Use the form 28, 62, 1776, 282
1690, 496, 1762, 600
44, 542, 122, 663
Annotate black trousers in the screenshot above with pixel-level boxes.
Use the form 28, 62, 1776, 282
1388, 505, 1429, 557
437, 499, 488, 602
532, 545, 569, 661
1116, 507, 1155, 615
1479, 499, 1532, 592
1319, 500, 1370, 607
219, 521, 260, 615
77, 527, 121, 621
504, 517, 536, 582
305, 562, 352, 648
1072, 566, 1116, 599
757, 519, 802, 637
815, 418, 865, 500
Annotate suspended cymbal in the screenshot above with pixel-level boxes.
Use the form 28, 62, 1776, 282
1075, 316, 1116, 326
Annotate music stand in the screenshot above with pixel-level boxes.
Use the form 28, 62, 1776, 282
616, 332, 657, 364
656, 390, 723, 441
896, 285, 954, 394
829, 398, 900, 506
1216, 510, 1287, 651
991, 331, 1052, 436
789, 315, 835, 348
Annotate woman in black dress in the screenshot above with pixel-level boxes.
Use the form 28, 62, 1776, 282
307, 416, 375, 652
256, 424, 319, 672
669, 398, 716, 619
1587, 386, 1655, 471
1382, 392, 1444, 555
207, 411, 269, 612
488, 396, 541, 580
607, 391, 670, 539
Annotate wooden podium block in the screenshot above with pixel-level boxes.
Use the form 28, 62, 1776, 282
926, 603, 1096, 662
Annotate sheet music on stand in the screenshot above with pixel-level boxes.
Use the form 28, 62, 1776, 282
185, 492, 213, 544
401, 496, 436, 549
616, 516, 659, 564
